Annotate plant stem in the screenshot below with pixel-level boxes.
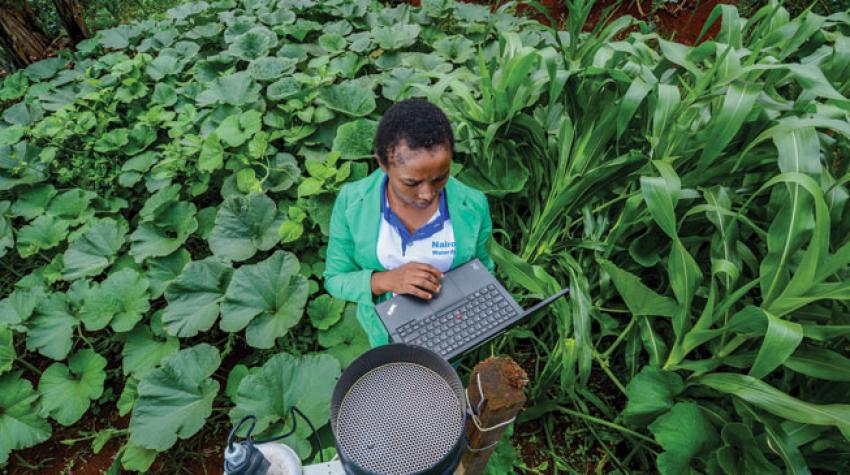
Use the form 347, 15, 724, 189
716, 334, 747, 358
595, 306, 630, 313
556, 405, 659, 446
593, 351, 627, 395
579, 415, 628, 472
602, 316, 637, 359
61, 428, 127, 445
17, 357, 43, 375
78, 325, 95, 350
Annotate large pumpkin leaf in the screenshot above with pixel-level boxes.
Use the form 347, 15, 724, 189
308, 294, 345, 330
228, 28, 273, 60
38, 349, 107, 426
80, 268, 150, 332
23, 57, 67, 81
2, 102, 41, 128
215, 110, 263, 148
230, 353, 340, 437
433, 35, 475, 63
263, 153, 301, 192
145, 248, 191, 299
93, 128, 130, 153
10, 184, 55, 220
648, 402, 719, 475
129, 344, 221, 451
622, 366, 684, 426
62, 218, 128, 280
46, 189, 96, 226
209, 193, 284, 262
332, 118, 378, 159
0, 140, 47, 191
380, 67, 429, 101
372, 24, 420, 50
146, 54, 185, 81
329, 52, 368, 78
117, 377, 138, 418
124, 124, 158, 155
197, 71, 262, 106
118, 151, 158, 187
319, 33, 347, 52
318, 80, 376, 117
0, 287, 46, 327
317, 304, 369, 369
167, 0, 209, 20
198, 133, 224, 172
26, 282, 88, 361
16, 215, 69, 258
0, 325, 14, 375
220, 251, 309, 348
121, 441, 157, 472
162, 257, 233, 338
248, 57, 297, 81
0, 201, 12, 258
122, 324, 179, 377
0, 371, 52, 464
129, 202, 198, 263
97, 24, 139, 49
267, 77, 302, 101
137, 184, 181, 222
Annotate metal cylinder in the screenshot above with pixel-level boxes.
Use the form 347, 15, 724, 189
330, 344, 467, 475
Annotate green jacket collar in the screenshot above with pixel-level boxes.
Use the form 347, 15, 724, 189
345, 168, 479, 271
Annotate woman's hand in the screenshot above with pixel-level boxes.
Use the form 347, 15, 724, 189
371, 262, 444, 299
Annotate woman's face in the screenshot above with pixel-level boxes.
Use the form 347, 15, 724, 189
380, 140, 452, 211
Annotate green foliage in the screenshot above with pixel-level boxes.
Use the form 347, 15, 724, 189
0, 372, 52, 464
1, 0, 849, 472
129, 344, 220, 451
220, 251, 309, 348
38, 349, 107, 426
649, 403, 719, 475
229, 353, 340, 438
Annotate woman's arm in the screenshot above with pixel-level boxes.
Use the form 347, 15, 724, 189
323, 188, 375, 305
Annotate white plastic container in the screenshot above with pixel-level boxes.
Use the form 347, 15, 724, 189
255, 442, 303, 475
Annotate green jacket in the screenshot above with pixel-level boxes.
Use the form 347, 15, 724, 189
324, 168, 495, 347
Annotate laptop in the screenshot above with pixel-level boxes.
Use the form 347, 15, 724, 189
374, 258, 569, 361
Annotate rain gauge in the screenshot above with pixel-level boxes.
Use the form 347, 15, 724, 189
224, 344, 468, 475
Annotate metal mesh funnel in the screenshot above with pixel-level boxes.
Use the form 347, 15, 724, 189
330, 344, 466, 475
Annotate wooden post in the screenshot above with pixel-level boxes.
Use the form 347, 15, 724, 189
456, 357, 528, 475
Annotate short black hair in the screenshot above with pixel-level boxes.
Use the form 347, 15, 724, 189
373, 98, 454, 167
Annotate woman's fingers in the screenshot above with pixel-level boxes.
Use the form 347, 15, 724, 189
415, 270, 441, 288
404, 283, 433, 300
394, 262, 444, 299
415, 263, 444, 280
410, 275, 439, 293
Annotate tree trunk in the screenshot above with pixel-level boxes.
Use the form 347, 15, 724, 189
0, 0, 50, 68
52, 0, 90, 45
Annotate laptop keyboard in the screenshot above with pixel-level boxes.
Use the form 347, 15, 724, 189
395, 284, 518, 358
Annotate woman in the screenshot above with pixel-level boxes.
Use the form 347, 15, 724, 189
323, 99, 495, 348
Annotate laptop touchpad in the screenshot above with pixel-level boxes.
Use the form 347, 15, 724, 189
431, 277, 464, 309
